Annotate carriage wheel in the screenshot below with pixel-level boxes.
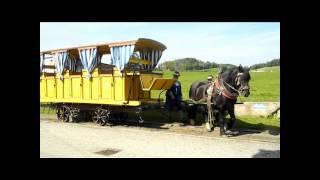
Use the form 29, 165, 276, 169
56, 107, 63, 120
68, 113, 75, 123
69, 108, 80, 123
92, 108, 110, 126
57, 105, 70, 122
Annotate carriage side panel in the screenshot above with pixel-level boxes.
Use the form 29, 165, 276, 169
71, 77, 81, 99
46, 78, 56, 98
114, 76, 124, 101
125, 76, 140, 100
40, 78, 46, 98
40, 69, 147, 106
63, 78, 71, 99
91, 78, 99, 100
56, 77, 64, 99
82, 77, 91, 100
101, 77, 113, 100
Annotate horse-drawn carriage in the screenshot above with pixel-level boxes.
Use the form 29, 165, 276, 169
40, 38, 252, 136
40, 38, 175, 125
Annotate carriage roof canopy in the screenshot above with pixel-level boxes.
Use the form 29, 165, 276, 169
40, 38, 166, 74
40, 38, 166, 55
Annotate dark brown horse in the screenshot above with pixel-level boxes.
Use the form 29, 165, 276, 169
188, 65, 251, 136
189, 81, 208, 101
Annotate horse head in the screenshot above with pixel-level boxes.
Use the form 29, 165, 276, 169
235, 65, 251, 97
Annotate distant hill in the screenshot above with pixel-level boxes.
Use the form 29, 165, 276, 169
253, 66, 280, 72
157, 58, 235, 72
250, 58, 280, 70
156, 57, 280, 72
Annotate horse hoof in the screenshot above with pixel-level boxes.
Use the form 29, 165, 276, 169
225, 130, 238, 136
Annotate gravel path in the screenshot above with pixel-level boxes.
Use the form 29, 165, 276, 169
40, 118, 280, 158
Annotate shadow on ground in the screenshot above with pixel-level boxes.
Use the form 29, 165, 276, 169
234, 118, 280, 136
252, 149, 280, 158
40, 104, 280, 136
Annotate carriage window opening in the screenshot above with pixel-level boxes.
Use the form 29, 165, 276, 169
99, 63, 114, 74
66, 51, 83, 73
42, 55, 56, 76
101, 54, 112, 65
126, 51, 144, 71
131, 51, 140, 59
99, 54, 114, 74
69, 59, 83, 75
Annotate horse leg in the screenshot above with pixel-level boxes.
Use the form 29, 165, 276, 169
213, 109, 219, 127
188, 104, 196, 125
218, 112, 227, 136
227, 104, 236, 130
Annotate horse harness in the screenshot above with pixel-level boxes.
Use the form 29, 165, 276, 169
205, 73, 243, 126
210, 73, 244, 100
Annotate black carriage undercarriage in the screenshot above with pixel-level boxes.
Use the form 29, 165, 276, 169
53, 103, 147, 126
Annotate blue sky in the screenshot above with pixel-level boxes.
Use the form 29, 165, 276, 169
40, 22, 280, 66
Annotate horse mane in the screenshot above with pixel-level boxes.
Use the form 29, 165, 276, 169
219, 66, 251, 82
219, 67, 238, 80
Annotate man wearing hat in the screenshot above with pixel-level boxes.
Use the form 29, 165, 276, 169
165, 71, 184, 122
206, 75, 215, 96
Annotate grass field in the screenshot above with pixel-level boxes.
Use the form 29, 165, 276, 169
233, 115, 279, 134
152, 66, 280, 102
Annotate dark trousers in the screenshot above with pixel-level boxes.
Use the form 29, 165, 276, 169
165, 98, 182, 111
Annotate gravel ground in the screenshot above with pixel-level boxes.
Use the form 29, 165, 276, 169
40, 116, 280, 158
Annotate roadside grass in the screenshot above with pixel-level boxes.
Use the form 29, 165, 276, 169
234, 115, 280, 134
40, 105, 56, 114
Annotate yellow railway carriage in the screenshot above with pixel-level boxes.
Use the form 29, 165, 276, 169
40, 38, 175, 125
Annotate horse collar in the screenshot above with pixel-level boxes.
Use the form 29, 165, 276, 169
214, 79, 238, 100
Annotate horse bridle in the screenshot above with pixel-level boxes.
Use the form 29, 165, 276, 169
220, 73, 250, 96
234, 73, 250, 93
